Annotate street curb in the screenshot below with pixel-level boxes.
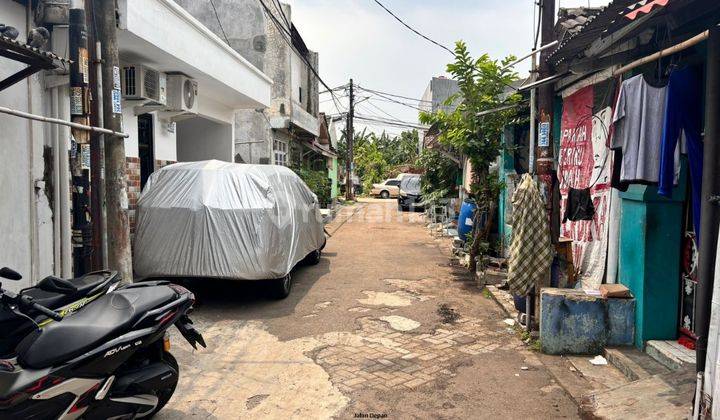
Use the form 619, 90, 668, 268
486, 286, 586, 416
485, 285, 516, 318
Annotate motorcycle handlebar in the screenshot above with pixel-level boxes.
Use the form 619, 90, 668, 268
18, 295, 63, 322
30, 301, 63, 322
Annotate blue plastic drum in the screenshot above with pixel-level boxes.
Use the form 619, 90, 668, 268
458, 199, 476, 242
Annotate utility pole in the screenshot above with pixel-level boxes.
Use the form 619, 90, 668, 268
525, 0, 557, 329
695, 26, 720, 398
69, 0, 93, 274
86, 0, 108, 270
94, 0, 133, 282
345, 79, 355, 201
537, 0, 557, 234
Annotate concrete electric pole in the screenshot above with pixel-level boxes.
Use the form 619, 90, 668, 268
345, 79, 355, 201
537, 0, 557, 230
94, 0, 133, 282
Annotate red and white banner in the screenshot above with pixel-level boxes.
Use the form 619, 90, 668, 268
558, 85, 613, 289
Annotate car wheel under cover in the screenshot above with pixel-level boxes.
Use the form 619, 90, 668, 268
270, 273, 292, 299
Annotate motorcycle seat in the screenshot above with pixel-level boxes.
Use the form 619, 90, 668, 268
23, 271, 115, 310
17, 285, 177, 370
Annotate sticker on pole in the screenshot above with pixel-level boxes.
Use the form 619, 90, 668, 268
538, 122, 550, 147
80, 48, 89, 84
113, 66, 121, 90
81, 144, 91, 170
112, 89, 122, 114
70, 87, 83, 115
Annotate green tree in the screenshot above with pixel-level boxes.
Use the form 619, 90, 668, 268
416, 149, 460, 204
420, 41, 521, 271
338, 128, 421, 192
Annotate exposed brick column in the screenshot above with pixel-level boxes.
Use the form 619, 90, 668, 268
155, 159, 177, 170
126, 157, 141, 234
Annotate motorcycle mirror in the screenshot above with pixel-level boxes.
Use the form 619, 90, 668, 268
37, 276, 77, 295
0, 267, 22, 281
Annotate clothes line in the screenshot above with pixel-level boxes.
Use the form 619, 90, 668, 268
0, 105, 129, 138
613, 29, 710, 76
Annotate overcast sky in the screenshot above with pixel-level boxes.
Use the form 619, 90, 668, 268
285, 0, 610, 136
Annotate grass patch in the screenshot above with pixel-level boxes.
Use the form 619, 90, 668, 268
517, 326, 542, 352
481, 288, 493, 299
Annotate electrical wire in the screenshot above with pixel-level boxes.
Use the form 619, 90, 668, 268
355, 113, 419, 126
534, 0, 542, 49
356, 87, 427, 112
320, 84, 348, 94
320, 94, 348, 104
273, 0, 291, 29
369, 96, 429, 109
355, 86, 431, 103
370, 0, 454, 55
364, 99, 406, 122
209, 0, 231, 46
354, 114, 428, 130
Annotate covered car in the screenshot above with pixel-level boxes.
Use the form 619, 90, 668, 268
133, 160, 326, 298
398, 174, 423, 211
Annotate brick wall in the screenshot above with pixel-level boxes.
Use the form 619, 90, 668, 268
126, 157, 141, 234
155, 159, 176, 169
126, 158, 177, 233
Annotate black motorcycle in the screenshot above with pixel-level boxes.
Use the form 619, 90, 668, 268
0, 267, 205, 419
0, 269, 122, 361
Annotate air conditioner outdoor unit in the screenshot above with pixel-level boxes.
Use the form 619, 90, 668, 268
166, 74, 198, 114
121, 64, 165, 105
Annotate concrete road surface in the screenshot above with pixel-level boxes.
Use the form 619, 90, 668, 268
157, 199, 578, 419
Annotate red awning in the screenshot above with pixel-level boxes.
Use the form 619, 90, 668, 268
625, 0, 670, 20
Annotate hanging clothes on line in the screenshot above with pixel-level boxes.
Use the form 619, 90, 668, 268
563, 187, 595, 222
659, 66, 704, 243
611, 74, 679, 185
507, 174, 553, 296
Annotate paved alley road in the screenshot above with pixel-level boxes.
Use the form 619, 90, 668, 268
157, 199, 578, 419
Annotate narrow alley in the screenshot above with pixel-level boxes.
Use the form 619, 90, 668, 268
159, 200, 577, 419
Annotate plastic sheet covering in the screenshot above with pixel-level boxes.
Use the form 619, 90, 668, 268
133, 160, 326, 280
400, 175, 421, 195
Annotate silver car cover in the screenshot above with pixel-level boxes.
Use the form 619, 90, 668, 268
133, 160, 325, 280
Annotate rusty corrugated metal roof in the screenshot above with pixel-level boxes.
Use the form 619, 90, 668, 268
547, 0, 674, 67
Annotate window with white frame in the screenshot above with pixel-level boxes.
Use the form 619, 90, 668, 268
273, 139, 288, 166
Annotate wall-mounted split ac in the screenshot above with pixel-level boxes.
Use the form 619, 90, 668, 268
166, 74, 199, 115
121, 64, 166, 106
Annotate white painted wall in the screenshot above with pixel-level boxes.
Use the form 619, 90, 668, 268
176, 117, 233, 162
154, 115, 177, 161
0, 3, 56, 290
197, 94, 234, 125
123, 95, 235, 164
117, 0, 271, 109
122, 105, 140, 158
